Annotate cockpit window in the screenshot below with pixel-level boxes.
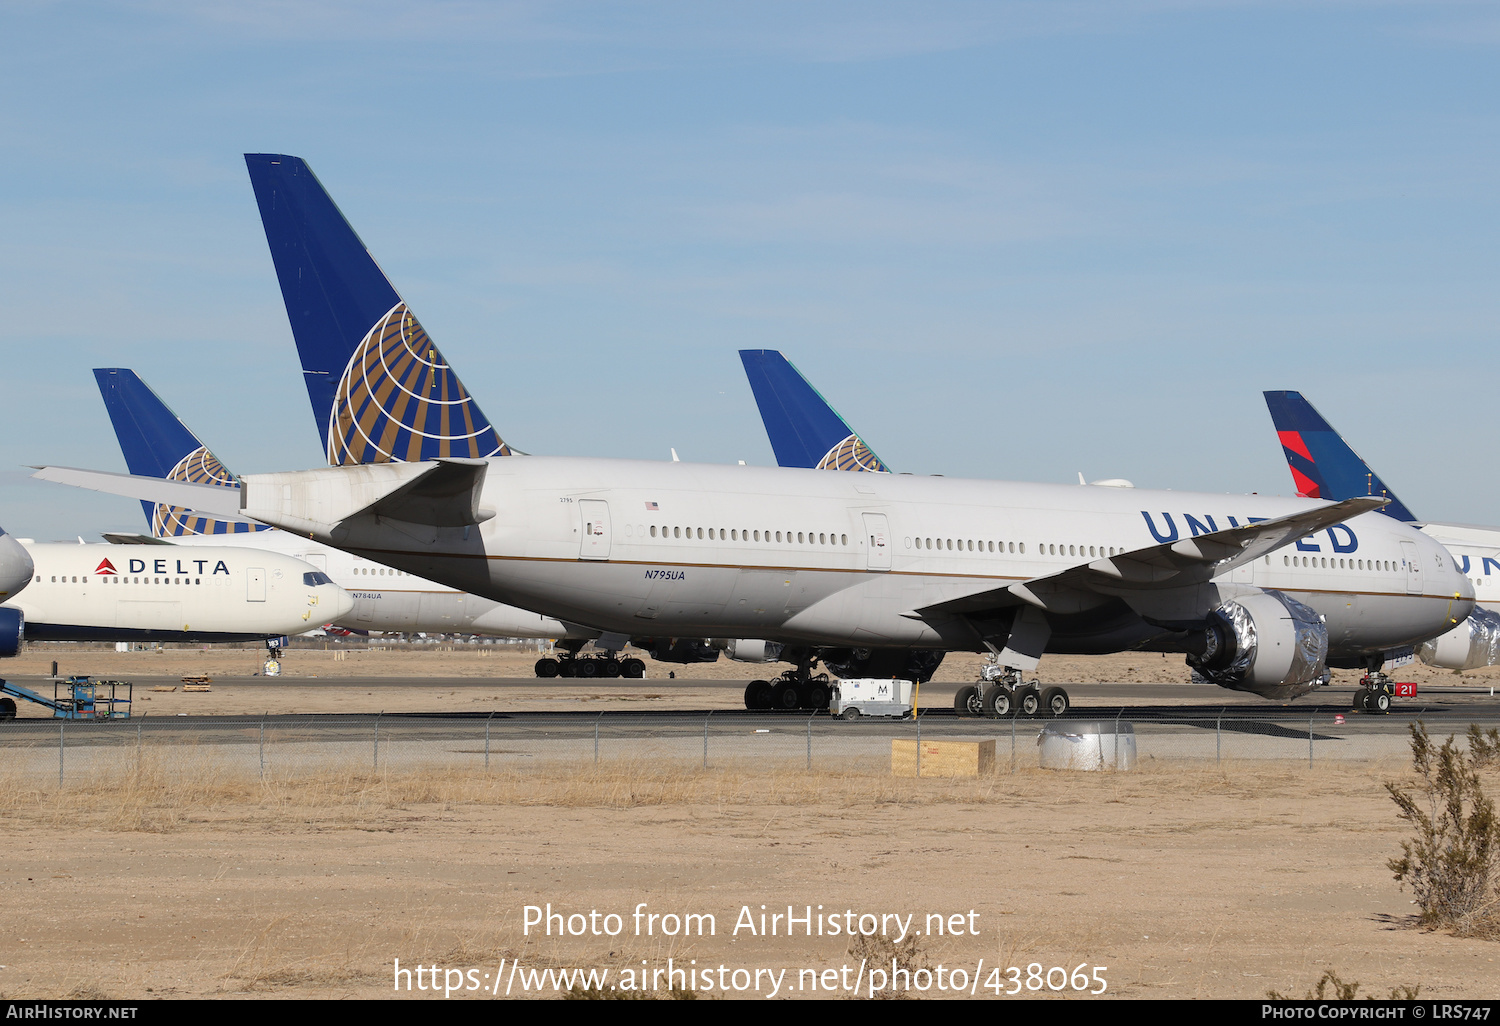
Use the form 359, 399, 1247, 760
303, 571, 333, 587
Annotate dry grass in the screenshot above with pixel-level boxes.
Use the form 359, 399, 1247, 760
0, 746, 1412, 837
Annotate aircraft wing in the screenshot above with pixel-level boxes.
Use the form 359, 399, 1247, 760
920, 495, 1389, 618
30, 466, 250, 521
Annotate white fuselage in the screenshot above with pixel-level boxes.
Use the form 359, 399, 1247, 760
5, 542, 353, 642
241, 456, 1474, 664
0, 530, 33, 603
156, 530, 587, 639
1419, 523, 1500, 606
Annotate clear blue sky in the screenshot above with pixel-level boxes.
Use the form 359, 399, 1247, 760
3, 2, 1497, 540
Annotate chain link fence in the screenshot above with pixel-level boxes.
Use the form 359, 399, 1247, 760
1, 710, 1495, 786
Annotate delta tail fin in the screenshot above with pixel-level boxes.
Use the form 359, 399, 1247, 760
93, 368, 268, 538
739, 350, 888, 472
244, 154, 512, 466
1262, 390, 1417, 523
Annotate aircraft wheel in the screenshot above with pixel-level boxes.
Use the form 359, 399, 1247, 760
804, 682, 830, 710
576, 659, 600, 678
1041, 687, 1069, 717
771, 682, 800, 710
602, 658, 622, 678
534, 658, 560, 679
954, 685, 981, 717
0, 697, 14, 721
621, 658, 646, 679
744, 680, 772, 710
1020, 689, 1041, 717
984, 687, 1012, 718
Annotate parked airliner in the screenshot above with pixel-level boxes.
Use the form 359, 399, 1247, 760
1265, 390, 1500, 677
34, 157, 1475, 715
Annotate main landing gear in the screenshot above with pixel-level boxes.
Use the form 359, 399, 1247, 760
743, 653, 831, 711
954, 665, 1070, 718
1354, 670, 1393, 714
535, 640, 645, 679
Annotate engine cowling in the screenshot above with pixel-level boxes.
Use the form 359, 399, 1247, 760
1418, 607, 1500, 670
1188, 590, 1329, 699
724, 639, 783, 663
0, 606, 24, 659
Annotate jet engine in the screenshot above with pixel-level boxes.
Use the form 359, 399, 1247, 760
1187, 590, 1329, 700
0, 606, 24, 659
723, 639, 783, 664
1418, 607, 1500, 671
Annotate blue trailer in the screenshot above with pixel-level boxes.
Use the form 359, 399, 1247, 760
0, 676, 133, 720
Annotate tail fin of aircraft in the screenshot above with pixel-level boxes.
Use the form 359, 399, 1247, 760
244, 153, 512, 466
1262, 390, 1417, 523
739, 350, 889, 472
93, 368, 268, 538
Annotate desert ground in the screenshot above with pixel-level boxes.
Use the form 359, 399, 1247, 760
1, 643, 1497, 1001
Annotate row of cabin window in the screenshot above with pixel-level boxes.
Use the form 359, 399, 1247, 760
42, 575, 202, 585
646, 526, 849, 546
1283, 555, 1398, 571
906, 537, 1025, 553
354, 567, 407, 576
903, 539, 1133, 558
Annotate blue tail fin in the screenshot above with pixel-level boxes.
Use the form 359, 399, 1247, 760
1262, 391, 1417, 523
244, 154, 512, 466
93, 369, 268, 537
739, 350, 888, 472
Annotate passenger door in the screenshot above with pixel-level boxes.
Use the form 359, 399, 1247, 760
579, 500, 612, 561
862, 513, 891, 571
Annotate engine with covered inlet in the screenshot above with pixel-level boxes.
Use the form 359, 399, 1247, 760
1418, 606, 1500, 671
1187, 590, 1330, 699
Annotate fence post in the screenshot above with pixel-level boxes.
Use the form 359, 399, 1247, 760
1216, 708, 1222, 765
1114, 710, 1122, 769
1010, 707, 1017, 774
806, 712, 813, 771
594, 712, 601, 767
485, 712, 493, 771
373, 711, 381, 770
59, 720, 64, 790
916, 708, 922, 777
259, 713, 266, 780
136, 720, 142, 774
1309, 713, 1314, 769
703, 711, 711, 769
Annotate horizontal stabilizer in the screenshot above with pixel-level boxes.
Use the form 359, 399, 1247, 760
240, 458, 493, 535
921, 495, 1389, 617
30, 466, 247, 519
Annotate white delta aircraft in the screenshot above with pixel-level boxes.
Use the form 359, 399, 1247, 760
35, 155, 1475, 717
